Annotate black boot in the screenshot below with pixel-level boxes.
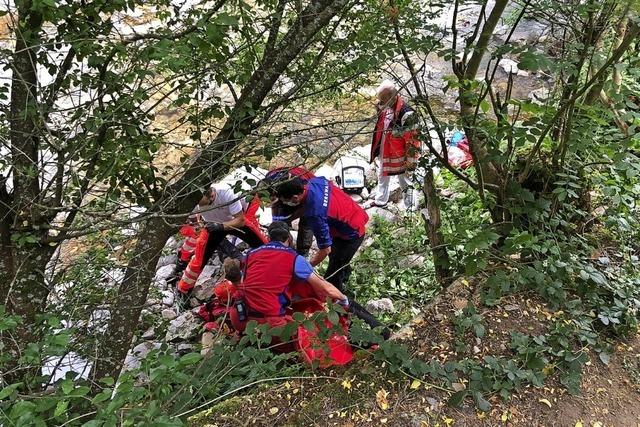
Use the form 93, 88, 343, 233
348, 300, 391, 340
168, 260, 188, 288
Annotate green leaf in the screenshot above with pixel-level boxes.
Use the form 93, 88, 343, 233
67, 386, 90, 398
302, 320, 316, 332
466, 230, 500, 252
180, 352, 202, 365
447, 390, 468, 407
100, 377, 115, 386
0, 382, 22, 400
473, 391, 491, 412
60, 380, 74, 395
91, 390, 112, 405
54, 400, 69, 418
327, 310, 339, 325
216, 13, 239, 26
473, 323, 485, 338
598, 352, 611, 365
518, 50, 551, 72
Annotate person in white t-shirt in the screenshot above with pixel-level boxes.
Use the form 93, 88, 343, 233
174, 184, 266, 295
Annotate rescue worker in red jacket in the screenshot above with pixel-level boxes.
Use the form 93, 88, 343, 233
239, 222, 348, 351
366, 80, 420, 210
262, 166, 315, 256
275, 176, 368, 291
274, 177, 389, 335
172, 183, 267, 296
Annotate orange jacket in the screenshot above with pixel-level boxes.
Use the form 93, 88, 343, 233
370, 97, 420, 176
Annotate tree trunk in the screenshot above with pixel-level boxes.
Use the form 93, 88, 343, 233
421, 168, 451, 285
91, 0, 351, 383
91, 216, 174, 381
458, 0, 509, 226
390, 10, 452, 285
2, 245, 56, 388
1, 1, 59, 389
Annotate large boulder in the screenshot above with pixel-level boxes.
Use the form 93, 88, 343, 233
192, 265, 221, 301
156, 254, 178, 269
195, 264, 220, 285
498, 58, 529, 77
165, 311, 201, 342
164, 236, 181, 252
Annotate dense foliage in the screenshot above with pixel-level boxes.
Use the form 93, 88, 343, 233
1, 0, 639, 424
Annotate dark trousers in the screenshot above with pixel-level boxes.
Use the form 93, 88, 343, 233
203, 225, 266, 263
324, 235, 364, 292
323, 235, 386, 333
271, 201, 314, 256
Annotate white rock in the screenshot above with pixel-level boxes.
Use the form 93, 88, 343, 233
366, 298, 395, 313
193, 279, 216, 301
124, 342, 161, 371
398, 254, 427, 269
162, 309, 177, 320
154, 279, 168, 291
142, 327, 156, 340
177, 343, 194, 354
147, 299, 163, 310
201, 332, 215, 355
165, 311, 201, 342
366, 206, 399, 224
529, 87, 550, 105
165, 236, 181, 251
157, 254, 178, 269
162, 290, 175, 306
195, 265, 220, 286
427, 397, 440, 411
499, 58, 519, 74
314, 164, 336, 180
155, 264, 175, 281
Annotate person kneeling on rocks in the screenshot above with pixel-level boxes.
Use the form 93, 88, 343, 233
170, 183, 267, 305
234, 222, 349, 350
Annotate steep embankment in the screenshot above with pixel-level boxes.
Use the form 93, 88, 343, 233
187, 287, 640, 427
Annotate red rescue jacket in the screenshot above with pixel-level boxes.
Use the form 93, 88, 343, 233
370, 97, 420, 176
241, 242, 298, 317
